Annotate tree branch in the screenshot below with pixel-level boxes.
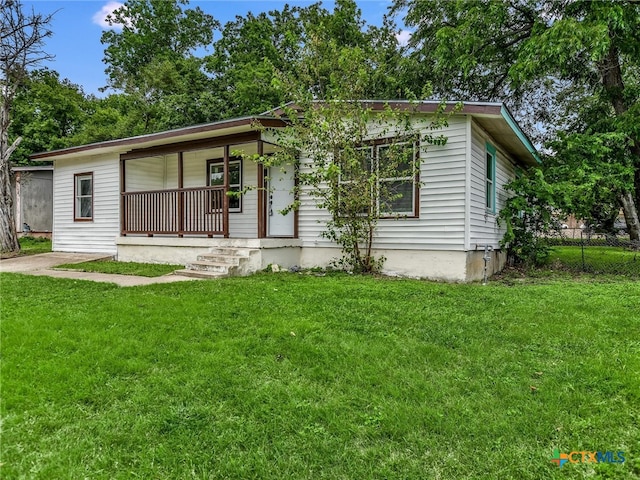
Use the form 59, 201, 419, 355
1, 136, 22, 166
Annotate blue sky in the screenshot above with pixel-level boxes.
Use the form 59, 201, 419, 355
22, 0, 400, 96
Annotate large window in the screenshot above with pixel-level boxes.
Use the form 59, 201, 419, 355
339, 139, 418, 217
485, 143, 496, 213
208, 158, 242, 212
74, 172, 93, 221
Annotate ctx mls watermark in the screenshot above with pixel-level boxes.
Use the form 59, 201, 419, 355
550, 449, 625, 468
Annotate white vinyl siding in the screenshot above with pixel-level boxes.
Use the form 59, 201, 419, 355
469, 121, 516, 248
125, 156, 167, 191
53, 154, 120, 254
298, 115, 468, 251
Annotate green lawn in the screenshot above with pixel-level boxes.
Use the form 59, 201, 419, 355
55, 259, 184, 277
548, 246, 639, 276
1, 273, 639, 479
13, 236, 52, 256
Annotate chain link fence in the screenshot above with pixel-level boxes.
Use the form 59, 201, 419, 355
545, 228, 640, 277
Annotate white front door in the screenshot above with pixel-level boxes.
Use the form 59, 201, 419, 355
267, 166, 295, 237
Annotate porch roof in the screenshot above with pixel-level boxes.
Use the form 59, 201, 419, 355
30, 116, 287, 161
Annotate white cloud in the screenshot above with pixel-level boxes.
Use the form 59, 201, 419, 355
92, 2, 126, 30
396, 30, 412, 47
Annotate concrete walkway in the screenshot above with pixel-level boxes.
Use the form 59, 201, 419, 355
0, 252, 201, 287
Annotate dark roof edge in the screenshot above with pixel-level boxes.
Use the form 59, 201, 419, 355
266, 100, 504, 117
12, 165, 53, 171
30, 116, 285, 160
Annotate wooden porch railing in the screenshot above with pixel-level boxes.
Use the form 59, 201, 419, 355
121, 186, 226, 236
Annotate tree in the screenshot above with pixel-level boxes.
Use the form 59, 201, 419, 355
214, 0, 430, 272
100, 0, 220, 132
253, 35, 450, 272
270, 101, 448, 273
499, 169, 560, 266
546, 130, 635, 236
206, 5, 306, 119
394, 0, 640, 240
298, 0, 407, 100
68, 93, 134, 145
205, 0, 409, 120
1, 0, 53, 253
101, 0, 217, 91
9, 69, 88, 165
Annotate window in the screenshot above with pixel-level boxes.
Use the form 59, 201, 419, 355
377, 142, 416, 215
208, 158, 242, 212
74, 173, 93, 221
338, 146, 374, 215
485, 143, 496, 213
338, 139, 418, 217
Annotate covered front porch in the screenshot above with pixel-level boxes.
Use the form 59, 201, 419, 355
119, 124, 296, 240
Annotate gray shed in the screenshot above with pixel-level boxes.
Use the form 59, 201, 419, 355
11, 165, 53, 236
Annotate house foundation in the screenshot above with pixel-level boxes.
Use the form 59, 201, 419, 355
115, 236, 301, 272
299, 247, 505, 282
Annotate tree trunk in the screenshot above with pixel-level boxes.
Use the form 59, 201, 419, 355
619, 191, 640, 242
0, 108, 21, 253
599, 40, 640, 242
1, 0, 54, 253
0, 156, 20, 253
633, 144, 640, 215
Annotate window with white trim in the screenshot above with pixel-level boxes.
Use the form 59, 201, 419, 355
74, 173, 93, 220
485, 143, 496, 213
208, 159, 242, 212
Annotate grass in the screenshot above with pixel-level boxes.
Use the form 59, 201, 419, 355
55, 259, 184, 277
2, 236, 52, 257
547, 246, 639, 276
1, 273, 639, 479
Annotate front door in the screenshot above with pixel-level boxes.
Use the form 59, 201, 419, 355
267, 166, 295, 237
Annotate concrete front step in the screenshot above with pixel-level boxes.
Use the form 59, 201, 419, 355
197, 253, 245, 265
173, 269, 228, 279
176, 246, 260, 279
185, 260, 238, 274
207, 247, 259, 257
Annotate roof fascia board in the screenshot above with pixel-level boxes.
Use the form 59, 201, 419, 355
499, 105, 541, 164
269, 100, 503, 117
120, 131, 261, 161
12, 165, 53, 171
30, 116, 285, 161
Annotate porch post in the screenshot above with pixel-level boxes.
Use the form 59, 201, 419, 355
14, 171, 21, 232
294, 160, 299, 239
257, 139, 266, 238
120, 157, 126, 236
178, 152, 184, 237
223, 145, 230, 238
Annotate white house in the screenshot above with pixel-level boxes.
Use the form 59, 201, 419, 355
31, 101, 539, 282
